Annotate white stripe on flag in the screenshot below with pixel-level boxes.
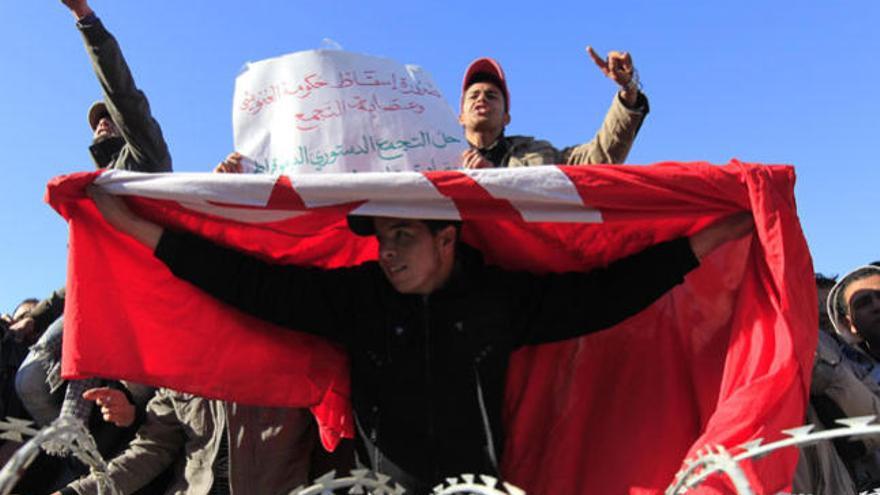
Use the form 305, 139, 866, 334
96, 171, 279, 206
97, 171, 307, 223
95, 167, 602, 224
293, 171, 461, 220
464, 167, 603, 223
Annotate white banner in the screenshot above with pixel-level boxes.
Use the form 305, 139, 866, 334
233, 50, 467, 174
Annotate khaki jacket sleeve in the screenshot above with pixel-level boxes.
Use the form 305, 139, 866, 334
68, 389, 184, 495
562, 92, 649, 165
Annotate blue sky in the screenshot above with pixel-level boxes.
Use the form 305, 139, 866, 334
1, 0, 877, 312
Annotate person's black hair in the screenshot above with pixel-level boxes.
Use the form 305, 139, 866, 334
13, 298, 38, 316
347, 216, 462, 238
465, 72, 508, 112
815, 273, 838, 289
423, 219, 462, 236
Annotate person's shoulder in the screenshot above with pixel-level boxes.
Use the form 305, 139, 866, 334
505, 135, 557, 153
816, 331, 844, 365
506, 135, 547, 147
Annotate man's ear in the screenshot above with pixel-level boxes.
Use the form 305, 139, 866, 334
503, 112, 511, 126
437, 225, 457, 253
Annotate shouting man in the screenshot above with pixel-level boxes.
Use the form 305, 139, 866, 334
459, 47, 649, 169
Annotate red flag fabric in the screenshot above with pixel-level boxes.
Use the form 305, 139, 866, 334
46, 161, 815, 494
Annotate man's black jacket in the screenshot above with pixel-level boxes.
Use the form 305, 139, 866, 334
155, 230, 699, 492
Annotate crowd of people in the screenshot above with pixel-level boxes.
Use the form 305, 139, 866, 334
1, 1, 876, 495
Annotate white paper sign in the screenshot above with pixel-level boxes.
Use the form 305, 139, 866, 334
233, 50, 467, 174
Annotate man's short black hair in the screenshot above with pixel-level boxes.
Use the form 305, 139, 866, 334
13, 298, 38, 316
347, 216, 461, 237
815, 273, 838, 289
422, 219, 462, 235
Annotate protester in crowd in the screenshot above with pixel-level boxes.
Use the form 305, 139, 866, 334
0, 299, 43, 476
87, 186, 752, 493
20, 0, 173, 341
67, 0, 172, 172
6, 291, 62, 353
458, 47, 649, 169
794, 273, 880, 494
828, 263, 880, 382
0, 299, 38, 423
1, 299, 38, 349
1, 299, 39, 343
8, 1, 173, 490
51, 387, 317, 495
15, 0, 173, 426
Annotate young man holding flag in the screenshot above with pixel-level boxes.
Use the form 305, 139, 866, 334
87, 187, 752, 493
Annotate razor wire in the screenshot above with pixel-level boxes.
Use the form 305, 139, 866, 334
667, 415, 880, 495
0, 415, 120, 495
289, 470, 526, 495
6, 414, 880, 495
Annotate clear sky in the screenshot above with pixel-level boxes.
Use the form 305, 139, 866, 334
1, 0, 877, 312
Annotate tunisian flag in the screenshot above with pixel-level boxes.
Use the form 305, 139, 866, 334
46, 161, 815, 494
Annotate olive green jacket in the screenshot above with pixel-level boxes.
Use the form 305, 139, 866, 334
68, 389, 316, 495
30, 15, 173, 332
79, 16, 171, 172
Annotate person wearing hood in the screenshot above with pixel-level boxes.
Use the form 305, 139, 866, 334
794, 272, 880, 494
829, 263, 880, 376
807, 262, 880, 490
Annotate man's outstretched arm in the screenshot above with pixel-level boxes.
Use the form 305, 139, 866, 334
89, 189, 362, 344
514, 213, 755, 345
560, 46, 650, 165
63, 0, 171, 172
58, 388, 185, 495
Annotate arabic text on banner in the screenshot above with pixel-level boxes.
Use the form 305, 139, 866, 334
233, 50, 467, 174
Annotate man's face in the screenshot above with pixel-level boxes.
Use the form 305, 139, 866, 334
93, 115, 120, 141
373, 218, 455, 295
12, 301, 35, 321
459, 82, 510, 135
846, 274, 880, 338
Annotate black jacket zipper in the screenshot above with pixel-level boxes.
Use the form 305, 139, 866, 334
422, 296, 437, 480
